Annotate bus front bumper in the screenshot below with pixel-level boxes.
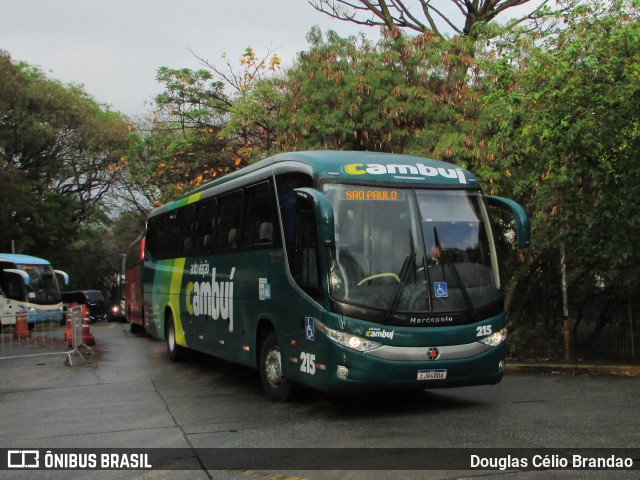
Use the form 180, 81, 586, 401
323, 340, 507, 393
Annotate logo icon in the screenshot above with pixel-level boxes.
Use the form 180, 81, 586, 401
8, 450, 39, 468
427, 347, 439, 360
305, 317, 316, 341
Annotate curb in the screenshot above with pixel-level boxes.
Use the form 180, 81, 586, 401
506, 362, 640, 377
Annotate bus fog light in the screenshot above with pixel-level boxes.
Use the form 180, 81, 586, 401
479, 328, 507, 347
498, 360, 505, 373
337, 365, 349, 379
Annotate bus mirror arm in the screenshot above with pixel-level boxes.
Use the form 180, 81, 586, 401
4, 268, 30, 286
485, 195, 531, 249
294, 187, 336, 247
54, 270, 70, 286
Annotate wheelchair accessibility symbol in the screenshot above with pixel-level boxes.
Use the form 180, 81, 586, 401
305, 317, 316, 341
434, 282, 448, 298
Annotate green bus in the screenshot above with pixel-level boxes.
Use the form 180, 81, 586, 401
142, 151, 530, 400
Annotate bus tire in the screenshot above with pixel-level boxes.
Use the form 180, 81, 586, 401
130, 321, 143, 334
166, 313, 187, 362
259, 331, 292, 401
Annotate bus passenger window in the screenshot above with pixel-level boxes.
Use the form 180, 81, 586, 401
215, 191, 243, 250
242, 182, 276, 247
155, 213, 175, 259
193, 199, 216, 255
179, 206, 195, 258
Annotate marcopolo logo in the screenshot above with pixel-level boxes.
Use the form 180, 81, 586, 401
186, 266, 236, 332
344, 163, 468, 184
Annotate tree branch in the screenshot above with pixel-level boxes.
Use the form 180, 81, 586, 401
310, 0, 554, 39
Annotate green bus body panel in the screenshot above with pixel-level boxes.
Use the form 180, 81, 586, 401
145, 248, 323, 372
281, 311, 507, 393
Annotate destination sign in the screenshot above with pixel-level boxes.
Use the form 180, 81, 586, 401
344, 189, 400, 201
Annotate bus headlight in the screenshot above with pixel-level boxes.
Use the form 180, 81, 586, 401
479, 328, 507, 347
315, 320, 382, 353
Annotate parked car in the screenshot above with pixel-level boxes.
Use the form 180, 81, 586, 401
62, 290, 108, 323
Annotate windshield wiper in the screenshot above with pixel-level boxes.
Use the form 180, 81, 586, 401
384, 231, 416, 324
434, 226, 478, 321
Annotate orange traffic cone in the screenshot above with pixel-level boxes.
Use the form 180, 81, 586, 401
65, 312, 73, 347
81, 304, 90, 324
13, 311, 31, 339
82, 320, 95, 346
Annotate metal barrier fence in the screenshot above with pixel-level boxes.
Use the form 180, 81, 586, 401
0, 306, 92, 365
507, 264, 640, 362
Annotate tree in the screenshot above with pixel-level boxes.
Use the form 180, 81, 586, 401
0, 51, 131, 283
0, 53, 130, 223
477, 0, 640, 354
259, 27, 486, 160
125, 48, 284, 205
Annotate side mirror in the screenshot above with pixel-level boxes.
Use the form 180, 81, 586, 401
4, 268, 30, 285
2, 269, 29, 301
55, 270, 70, 286
294, 188, 335, 247
485, 195, 531, 249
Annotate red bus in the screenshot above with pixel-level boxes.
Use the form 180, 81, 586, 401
123, 234, 145, 333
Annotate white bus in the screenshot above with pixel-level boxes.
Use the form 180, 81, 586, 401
0, 253, 69, 328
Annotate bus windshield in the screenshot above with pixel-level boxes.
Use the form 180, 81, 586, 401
16, 263, 62, 305
324, 184, 501, 321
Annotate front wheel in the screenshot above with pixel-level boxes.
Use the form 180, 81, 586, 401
259, 332, 292, 401
166, 314, 187, 362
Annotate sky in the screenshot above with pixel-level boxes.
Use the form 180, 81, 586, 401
1, 0, 376, 116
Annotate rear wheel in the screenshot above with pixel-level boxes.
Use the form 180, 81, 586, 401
130, 321, 144, 334
259, 331, 292, 401
166, 313, 187, 362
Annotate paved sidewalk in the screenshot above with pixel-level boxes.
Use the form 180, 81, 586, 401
506, 361, 640, 377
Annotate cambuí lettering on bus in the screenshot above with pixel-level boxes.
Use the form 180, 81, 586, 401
185, 265, 236, 332
343, 163, 468, 184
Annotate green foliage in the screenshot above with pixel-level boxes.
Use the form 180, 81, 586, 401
479, 0, 640, 286
127, 49, 285, 203
154, 67, 230, 133
262, 27, 485, 163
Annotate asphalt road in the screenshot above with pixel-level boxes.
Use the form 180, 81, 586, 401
0, 322, 638, 479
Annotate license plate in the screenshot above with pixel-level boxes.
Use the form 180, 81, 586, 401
417, 369, 447, 380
